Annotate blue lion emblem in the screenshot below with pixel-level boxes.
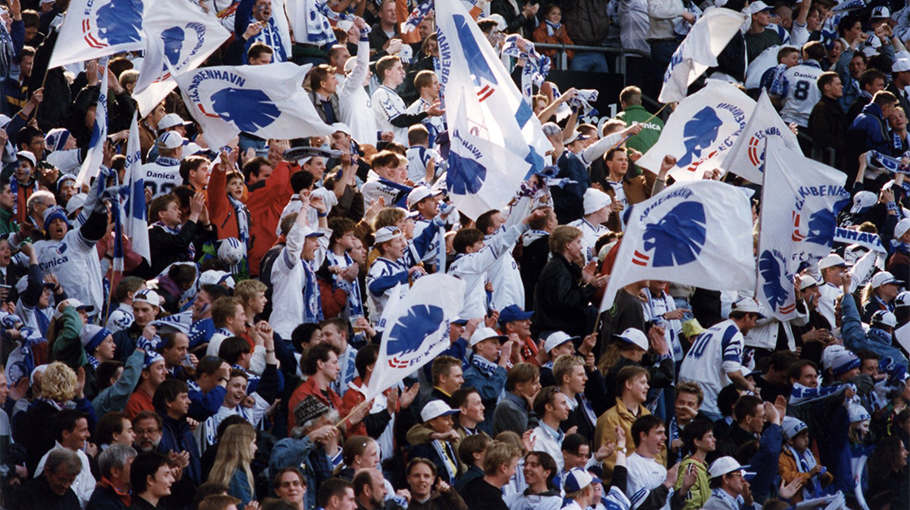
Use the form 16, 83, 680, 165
387, 305, 445, 358
642, 201, 707, 267
678, 107, 722, 167
805, 197, 850, 247
447, 151, 487, 195
96, 0, 144, 45
161, 27, 186, 69
759, 250, 789, 311
210, 88, 281, 132
453, 14, 497, 87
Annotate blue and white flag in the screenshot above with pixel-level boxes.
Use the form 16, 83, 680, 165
868, 150, 910, 175
287, 0, 349, 48
757, 136, 849, 320
833, 227, 887, 253
660, 7, 748, 104
75, 59, 109, 188
724, 90, 801, 183
123, 112, 150, 267
436, 0, 550, 216
600, 180, 755, 311
134, 0, 231, 117
364, 273, 465, 402
175, 63, 334, 149
833, 0, 865, 12
638, 81, 756, 181
402, 0, 433, 33
501, 35, 551, 100
49, 0, 149, 69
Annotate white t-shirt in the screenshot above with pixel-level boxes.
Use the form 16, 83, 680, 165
626, 452, 670, 510
142, 157, 182, 199
776, 61, 824, 128
35, 228, 103, 317
447, 224, 526, 318
372, 85, 410, 145
678, 319, 744, 417
569, 217, 611, 264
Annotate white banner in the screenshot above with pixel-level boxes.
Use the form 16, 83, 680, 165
601, 180, 755, 311
124, 112, 150, 265
833, 227, 886, 253
175, 63, 333, 149
365, 274, 466, 402
724, 90, 801, 184
134, 0, 231, 117
756, 136, 850, 320
660, 7, 748, 104
75, 59, 109, 187
639, 81, 756, 181
49, 0, 150, 69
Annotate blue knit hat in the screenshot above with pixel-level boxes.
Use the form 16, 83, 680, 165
80, 324, 112, 354
43, 206, 68, 232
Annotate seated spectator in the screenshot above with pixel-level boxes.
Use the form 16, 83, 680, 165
88, 443, 138, 510
130, 451, 176, 510
9, 448, 82, 510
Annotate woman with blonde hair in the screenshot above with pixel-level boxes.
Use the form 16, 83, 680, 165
208, 423, 259, 509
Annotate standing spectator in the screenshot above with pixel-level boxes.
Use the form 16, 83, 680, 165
744, 2, 780, 63
232, 0, 288, 63
463, 327, 510, 433
532, 5, 575, 60
887, 58, 910, 115
615, 86, 664, 157
648, 0, 696, 68
846, 69, 887, 124
808, 72, 846, 170
626, 415, 688, 509
372, 56, 442, 145
34, 409, 96, 507
772, 41, 826, 130
529, 386, 570, 471
565, 0, 612, 72
846, 91, 897, 187
153, 379, 201, 507
129, 451, 176, 510
492, 0, 538, 36
368, 0, 399, 54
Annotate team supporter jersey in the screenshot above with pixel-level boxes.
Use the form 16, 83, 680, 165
773, 60, 824, 128
372, 85, 409, 144
198, 394, 269, 450
447, 223, 527, 318
627, 452, 670, 510
105, 303, 134, 333
269, 221, 329, 339
569, 217, 611, 264
35, 230, 104, 318
678, 319, 745, 417
406, 97, 444, 148
142, 156, 182, 199
411, 216, 441, 264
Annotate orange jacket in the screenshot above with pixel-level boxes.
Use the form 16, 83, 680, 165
531, 23, 575, 59
246, 161, 299, 276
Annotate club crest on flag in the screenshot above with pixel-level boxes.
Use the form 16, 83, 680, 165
50, 0, 149, 69
89, 0, 144, 47
679, 107, 723, 167
448, 129, 487, 195
759, 249, 795, 314
385, 304, 446, 368
633, 200, 707, 267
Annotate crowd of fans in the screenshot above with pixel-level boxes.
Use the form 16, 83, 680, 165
0, 0, 908, 509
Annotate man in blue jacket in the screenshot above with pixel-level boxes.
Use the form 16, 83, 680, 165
153, 379, 201, 509
846, 91, 897, 188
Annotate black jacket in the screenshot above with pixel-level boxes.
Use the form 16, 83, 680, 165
518, 235, 550, 311
10, 473, 81, 510
531, 253, 597, 338
134, 221, 200, 279
86, 483, 128, 510
808, 95, 847, 170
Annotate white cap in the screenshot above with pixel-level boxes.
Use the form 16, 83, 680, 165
183, 142, 205, 157
818, 254, 847, 271
420, 400, 458, 422
895, 218, 910, 240
871, 310, 898, 328
157, 131, 185, 150
544, 331, 578, 353
374, 226, 403, 244
17, 150, 36, 167
615, 328, 648, 351
133, 289, 162, 308
469, 326, 507, 347
871, 5, 890, 18
895, 290, 910, 308
749, 0, 772, 13
822, 344, 847, 371
157, 113, 192, 131
583, 188, 612, 216
54, 298, 95, 319
563, 130, 588, 145
65, 193, 87, 216
731, 297, 765, 318
483, 14, 507, 32
894, 58, 910, 73
851, 191, 877, 213
871, 271, 901, 289
799, 274, 820, 291
331, 122, 352, 136
199, 270, 235, 289
407, 186, 438, 210
848, 402, 871, 423
708, 456, 752, 478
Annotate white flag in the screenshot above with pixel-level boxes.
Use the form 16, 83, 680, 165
175, 63, 333, 149
75, 59, 109, 187
660, 7, 748, 104
756, 137, 850, 320
638, 81, 755, 181
364, 274, 466, 402
124, 112, 150, 265
49, 0, 149, 69
601, 180, 755, 311
133, 0, 231, 117
436, 0, 550, 217
724, 91, 800, 184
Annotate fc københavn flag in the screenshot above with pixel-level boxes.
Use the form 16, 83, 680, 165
364, 274, 465, 402
660, 7, 748, 104
176, 63, 333, 149
724, 91, 800, 184
123, 112, 150, 267
134, 0, 231, 117
756, 136, 849, 320
601, 180, 755, 311
49, 0, 150, 69
75, 58, 108, 187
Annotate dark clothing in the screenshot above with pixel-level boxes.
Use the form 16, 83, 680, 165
551, 151, 590, 224
518, 235, 550, 311
490, 0, 538, 35
369, 24, 398, 53
135, 221, 201, 279
564, 0, 612, 45
309, 91, 340, 125
744, 29, 781, 63
600, 288, 647, 357
157, 412, 201, 508
709, 31, 746, 83
459, 476, 509, 510
531, 253, 597, 338
713, 423, 756, 463
453, 465, 484, 492
847, 95, 871, 125
846, 102, 892, 186
9, 474, 81, 510
86, 483, 129, 510
887, 82, 910, 118
410, 440, 460, 486
13, 399, 61, 476
808, 95, 847, 170
129, 496, 161, 510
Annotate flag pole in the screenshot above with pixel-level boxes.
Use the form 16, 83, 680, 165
335, 398, 372, 428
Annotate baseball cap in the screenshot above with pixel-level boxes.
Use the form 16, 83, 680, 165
871, 6, 890, 18
894, 58, 910, 73
452, 317, 469, 326
563, 467, 602, 493
55, 298, 95, 319
681, 319, 705, 338
544, 331, 578, 353
850, 191, 878, 214
615, 328, 648, 351
750, 1, 774, 12
871, 310, 898, 328
818, 254, 847, 271
331, 122, 352, 136
895, 291, 910, 308
871, 271, 901, 289
782, 416, 808, 440
157, 113, 192, 131
156, 131, 185, 150
731, 297, 766, 318
498, 304, 534, 326
374, 226, 403, 244
799, 274, 820, 290
420, 400, 458, 422
708, 457, 753, 478
17, 150, 36, 167
583, 188, 612, 216
469, 327, 507, 347
563, 131, 589, 145
895, 218, 910, 240
199, 270, 236, 289
407, 186, 439, 210
133, 289, 162, 308
65, 193, 87, 216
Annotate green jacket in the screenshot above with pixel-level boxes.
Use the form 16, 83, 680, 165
676, 455, 711, 510
615, 104, 664, 156
0, 208, 18, 236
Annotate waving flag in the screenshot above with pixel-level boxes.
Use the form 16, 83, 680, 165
133, 0, 231, 117
661, 7, 748, 104
123, 112, 150, 266
436, 0, 550, 217
402, 0, 433, 33
75, 59, 109, 187
833, 0, 865, 12
364, 274, 465, 402
756, 137, 849, 319
724, 91, 801, 183
176, 63, 333, 149
601, 180, 755, 311
638, 81, 756, 181
49, 0, 149, 69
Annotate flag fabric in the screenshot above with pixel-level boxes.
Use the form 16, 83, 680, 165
49, 0, 149, 69
867, 150, 910, 175
436, 0, 550, 216
175, 63, 334, 149
756, 136, 850, 320
660, 7, 748, 104
638, 81, 756, 181
133, 0, 231, 117
401, 0, 433, 34
600, 180, 755, 311
364, 274, 465, 402
75, 59, 109, 187
724, 90, 801, 183
123, 112, 151, 266
832, 0, 865, 12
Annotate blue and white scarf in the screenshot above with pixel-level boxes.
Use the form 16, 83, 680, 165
501, 35, 551, 100
305, 0, 352, 47
789, 382, 854, 406
327, 250, 364, 319
786, 444, 821, 499
544, 19, 561, 37
402, 0, 432, 34
868, 150, 910, 175
303, 259, 323, 324
153, 221, 196, 261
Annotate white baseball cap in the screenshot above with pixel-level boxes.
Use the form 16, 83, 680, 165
17, 150, 36, 167
851, 191, 877, 213
871, 6, 891, 18
420, 400, 458, 422
894, 58, 910, 73
895, 218, 910, 240
157, 113, 192, 131
133, 289, 162, 308
199, 270, 235, 289
895, 290, 910, 308
583, 188, 612, 216
818, 254, 848, 271
871, 310, 898, 328
331, 122, 352, 136
615, 328, 648, 351
469, 326, 507, 347
799, 274, 820, 291
407, 186, 440, 210
731, 297, 766, 318
374, 226, 403, 244
65, 193, 87, 216
157, 131, 185, 150
708, 456, 753, 478
871, 271, 901, 289
54, 298, 95, 319
544, 331, 578, 353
